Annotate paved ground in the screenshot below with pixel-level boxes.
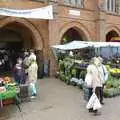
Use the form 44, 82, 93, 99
0, 77, 120, 120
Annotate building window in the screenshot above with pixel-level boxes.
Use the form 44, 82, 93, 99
64, 0, 84, 8
31, 0, 47, 2
106, 0, 117, 12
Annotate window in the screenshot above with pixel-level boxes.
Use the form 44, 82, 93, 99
64, 0, 84, 8
32, 0, 47, 2
106, 0, 117, 12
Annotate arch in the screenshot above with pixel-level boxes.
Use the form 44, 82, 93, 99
106, 26, 120, 42
0, 17, 43, 50
106, 25, 120, 36
58, 22, 92, 44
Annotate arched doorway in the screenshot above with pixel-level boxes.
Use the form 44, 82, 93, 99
106, 30, 119, 42
61, 27, 88, 44
0, 22, 34, 72
0, 19, 44, 77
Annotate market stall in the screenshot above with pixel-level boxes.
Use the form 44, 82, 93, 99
0, 76, 20, 111
52, 40, 120, 98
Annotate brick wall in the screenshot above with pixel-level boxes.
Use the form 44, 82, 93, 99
0, 1, 119, 75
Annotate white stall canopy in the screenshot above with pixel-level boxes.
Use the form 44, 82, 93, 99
52, 41, 120, 50
52, 41, 93, 50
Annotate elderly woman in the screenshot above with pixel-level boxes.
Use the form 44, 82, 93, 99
85, 57, 103, 114
27, 58, 38, 98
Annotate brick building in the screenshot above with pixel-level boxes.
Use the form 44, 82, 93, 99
0, 0, 120, 76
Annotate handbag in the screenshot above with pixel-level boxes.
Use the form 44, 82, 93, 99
86, 93, 102, 110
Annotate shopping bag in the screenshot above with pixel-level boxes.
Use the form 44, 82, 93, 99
93, 96, 102, 110
29, 83, 37, 95
86, 93, 96, 109
86, 93, 102, 110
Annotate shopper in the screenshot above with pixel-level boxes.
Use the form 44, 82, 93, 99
12, 58, 24, 85
28, 49, 36, 61
85, 57, 103, 114
27, 57, 38, 98
97, 57, 108, 104
23, 51, 30, 84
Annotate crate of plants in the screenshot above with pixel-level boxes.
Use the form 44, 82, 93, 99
0, 76, 17, 105
110, 68, 120, 78
104, 75, 120, 98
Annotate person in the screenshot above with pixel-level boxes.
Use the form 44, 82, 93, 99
23, 51, 30, 84
85, 57, 103, 114
12, 58, 25, 85
27, 57, 38, 98
97, 57, 108, 104
28, 49, 36, 61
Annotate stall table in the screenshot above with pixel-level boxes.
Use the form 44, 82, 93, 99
0, 86, 21, 111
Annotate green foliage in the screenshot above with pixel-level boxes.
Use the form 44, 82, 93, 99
104, 73, 120, 98
79, 70, 87, 79
71, 68, 77, 77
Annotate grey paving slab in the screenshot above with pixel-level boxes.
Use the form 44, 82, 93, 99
0, 77, 120, 120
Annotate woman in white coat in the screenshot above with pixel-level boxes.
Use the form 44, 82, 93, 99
28, 58, 38, 98
85, 57, 103, 113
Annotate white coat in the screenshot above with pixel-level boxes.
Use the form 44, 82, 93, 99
27, 61, 38, 84
85, 64, 103, 89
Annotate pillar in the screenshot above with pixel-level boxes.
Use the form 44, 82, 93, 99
95, 11, 106, 42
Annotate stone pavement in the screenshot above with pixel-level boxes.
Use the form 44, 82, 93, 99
0, 77, 120, 120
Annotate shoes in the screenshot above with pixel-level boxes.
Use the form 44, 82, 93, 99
30, 96, 36, 99
100, 102, 104, 105
33, 93, 37, 96
89, 108, 93, 112
93, 111, 101, 116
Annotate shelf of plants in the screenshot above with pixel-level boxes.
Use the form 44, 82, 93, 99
0, 76, 18, 107
57, 57, 120, 98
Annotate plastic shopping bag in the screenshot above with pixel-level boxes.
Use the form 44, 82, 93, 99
93, 96, 102, 110
29, 83, 37, 95
86, 93, 102, 110
86, 93, 96, 109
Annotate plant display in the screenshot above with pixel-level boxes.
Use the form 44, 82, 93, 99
104, 74, 120, 97
59, 57, 74, 84
58, 56, 120, 98
110, 68, 120, 74
0, 75, 17, 101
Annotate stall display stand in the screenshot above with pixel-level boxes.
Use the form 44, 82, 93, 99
0, 86, 21, 112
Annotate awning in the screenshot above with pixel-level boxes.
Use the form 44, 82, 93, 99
52, 41, 120, 50
52, 41, 92, 50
